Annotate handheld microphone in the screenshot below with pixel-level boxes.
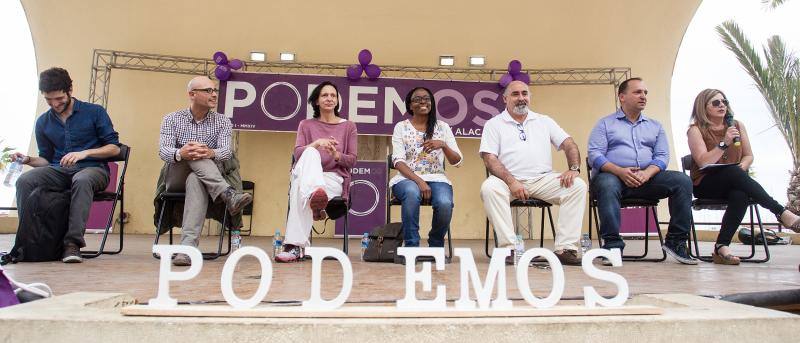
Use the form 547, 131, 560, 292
724, 111, 740, 146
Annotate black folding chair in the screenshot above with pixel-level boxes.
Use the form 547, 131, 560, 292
680, 155, 769, 263
153, 164, 231, 260
483, 169, 555, 258
82, 144, 130, 258
586, 157, 666, 262
386, 154, 454, 262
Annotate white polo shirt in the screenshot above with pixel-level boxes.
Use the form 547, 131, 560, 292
479, 109, 570, 180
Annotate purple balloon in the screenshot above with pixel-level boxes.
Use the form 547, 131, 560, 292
498, 73, 514, 88
358, 49, 373, 67
364, 64, 381, 80
346, 64, 363, 81
228, 59, 244, 70
213, 51, 228, 65
214, 65, 231, 81
513, 72, 531, 84
508, 60, 522, 75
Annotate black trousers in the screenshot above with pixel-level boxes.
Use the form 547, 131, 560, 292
693, 166, 784, 246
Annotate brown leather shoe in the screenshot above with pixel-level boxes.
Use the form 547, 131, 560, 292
172, 253, 191, 266
555, 249, 581, 266
61, 242, 82, 263
220, 188, 253, 215
505, 250, 515, 265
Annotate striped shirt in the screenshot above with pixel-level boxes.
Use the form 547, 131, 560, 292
158, 108, 232, 163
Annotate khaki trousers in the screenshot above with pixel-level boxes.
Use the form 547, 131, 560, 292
480, 173, 585, 251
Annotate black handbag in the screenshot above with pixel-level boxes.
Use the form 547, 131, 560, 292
363, 222, 403, 262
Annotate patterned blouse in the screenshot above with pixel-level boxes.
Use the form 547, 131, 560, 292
390, 119, 463, 186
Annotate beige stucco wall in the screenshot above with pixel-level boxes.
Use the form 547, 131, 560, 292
2, 0, 701, 239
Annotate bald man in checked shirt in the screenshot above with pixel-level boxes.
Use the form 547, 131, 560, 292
158, 76, 252, 266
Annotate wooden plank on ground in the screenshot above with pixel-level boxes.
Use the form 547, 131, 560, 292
121, 305, 663, 318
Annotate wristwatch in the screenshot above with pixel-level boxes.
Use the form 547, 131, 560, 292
569, 165, 580, 173
718, 141, 729, 150
175, 150, 182, 162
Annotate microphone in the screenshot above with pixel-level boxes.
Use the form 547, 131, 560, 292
724, 111, 740, 146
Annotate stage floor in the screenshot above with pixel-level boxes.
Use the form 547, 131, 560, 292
2, 234, 799, 305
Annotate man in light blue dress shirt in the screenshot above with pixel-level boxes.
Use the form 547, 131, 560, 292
587, 78, 696, 265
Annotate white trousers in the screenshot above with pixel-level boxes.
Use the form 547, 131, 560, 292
480, 173, 586, 251
284, 148, 343, 247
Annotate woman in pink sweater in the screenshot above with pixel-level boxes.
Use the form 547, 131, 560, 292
276, 81, 358, 263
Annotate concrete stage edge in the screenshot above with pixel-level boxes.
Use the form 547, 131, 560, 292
0, 292, 796, 342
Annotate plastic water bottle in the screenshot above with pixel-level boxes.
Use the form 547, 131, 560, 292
580, 233, 592, 255
360, 233, 370, 261
272, 230, 283, 259
231, 228, 242, 251
514, 234, 525, 265
3, 157, 23, 187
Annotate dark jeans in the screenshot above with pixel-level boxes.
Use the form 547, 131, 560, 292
694, 166, 785, 246
392, 179, 453, 247
592, 170, 693, 251
15, 166, 109, 248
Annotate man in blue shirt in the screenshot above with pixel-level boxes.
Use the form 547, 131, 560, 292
11, 68, 120, 263
587, 77, 696, 265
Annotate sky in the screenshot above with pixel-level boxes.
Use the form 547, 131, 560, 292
671, 0, 800, 224
0, 0, 37, 208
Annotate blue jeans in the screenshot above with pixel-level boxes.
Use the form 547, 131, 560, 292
592, 170, 692, 251
392, 179, 453, 247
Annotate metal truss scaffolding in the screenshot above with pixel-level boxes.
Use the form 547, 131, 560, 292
88, 49, 630, 108
87, 48, 630, 241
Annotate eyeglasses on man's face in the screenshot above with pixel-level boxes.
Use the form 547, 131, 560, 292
516, 123, 527, 141
192, 88, 219, 94
710, 99, 729, 107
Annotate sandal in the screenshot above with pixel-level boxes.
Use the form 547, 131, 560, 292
779, 210, 800, 233
785, 217, 800, 233
712, 244, 740, 265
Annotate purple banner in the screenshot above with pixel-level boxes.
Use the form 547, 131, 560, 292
218, 72, 505, 138
335, 161, 387, 237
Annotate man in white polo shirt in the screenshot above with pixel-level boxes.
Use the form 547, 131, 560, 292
480, 80, 585, 265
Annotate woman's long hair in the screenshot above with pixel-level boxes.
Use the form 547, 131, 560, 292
404, 87, 437, 141
690, 88, 732, 129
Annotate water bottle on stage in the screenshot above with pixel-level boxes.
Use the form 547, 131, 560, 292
272, 230, 282, 259
231, 228, 241, 251
514, 235, 525, 265
580, 233, 592, 255
360, 233, 369, 261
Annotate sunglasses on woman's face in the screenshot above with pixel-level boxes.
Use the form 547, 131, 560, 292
710, 99, 729, 107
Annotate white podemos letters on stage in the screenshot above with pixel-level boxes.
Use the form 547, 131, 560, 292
149, 245, 203, 308
301, 247, 354, 310
516, 248, 565, 308
396, 247, 447, 310
220, 247, 272, 309
582, 248, 628, 308
454, 248, 512, 310
148, 245, 629, 311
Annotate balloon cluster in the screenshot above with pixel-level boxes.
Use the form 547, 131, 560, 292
213, 51, 244, 81
346, 49, 382, 81
498, 60, 531, 88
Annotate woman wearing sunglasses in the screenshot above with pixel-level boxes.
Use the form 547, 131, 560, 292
687, 88, 800, 265
390, 87, 463, 250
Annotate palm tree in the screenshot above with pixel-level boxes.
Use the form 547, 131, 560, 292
716, 19, 800, 214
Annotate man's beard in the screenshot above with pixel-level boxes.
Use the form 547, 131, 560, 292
512, 102, 528, 115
